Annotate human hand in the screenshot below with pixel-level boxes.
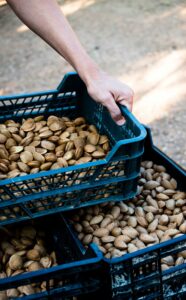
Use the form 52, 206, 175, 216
85, 70, 134, 125
7, 0, 133, 126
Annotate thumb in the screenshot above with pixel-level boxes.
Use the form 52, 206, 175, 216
105, 96, 125, 125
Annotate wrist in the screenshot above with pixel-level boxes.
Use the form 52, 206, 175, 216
75, 56, 102, 87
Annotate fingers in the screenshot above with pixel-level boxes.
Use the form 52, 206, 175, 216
117, 90, 134, 112
119, 97, 133, 112
104, 95, 125, 125
86, 75, 134, 125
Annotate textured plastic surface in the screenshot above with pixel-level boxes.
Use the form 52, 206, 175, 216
0, 176, 139, 226
65, 127, 186, 300
0, 214, 102, 300
0, 72, 146, 225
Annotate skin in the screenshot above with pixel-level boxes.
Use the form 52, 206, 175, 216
6, 0, 134, 125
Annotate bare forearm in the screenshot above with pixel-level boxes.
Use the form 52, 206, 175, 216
6, 0, 98, 84
7, 0, 134, 125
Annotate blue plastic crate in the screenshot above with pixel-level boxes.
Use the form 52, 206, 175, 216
104, 235, 186, 300
0, 214, 103, 300
64, 127, 186, 300
0, 176, 139, 226
0, 72, 146, 225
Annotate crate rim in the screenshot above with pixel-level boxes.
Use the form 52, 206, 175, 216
0, 188, 137, 226
0, 172, 139, 209
99, 234, 186, 264
0, 72, 146, 149
152, 144, 186, 174
64, 211, 186, 272
163, 260, 186, 277
144, 126, 186, 174
0, 243, 103, 290
66, 211, 186, 266
0, 149, 143, 187
0, 89, 58, 101
0, 72, 146, 186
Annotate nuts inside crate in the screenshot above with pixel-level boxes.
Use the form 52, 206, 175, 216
70, 160, 186, 270
0, 223, 58, 298
0, 212, 100, 299
0, 115, 110, 180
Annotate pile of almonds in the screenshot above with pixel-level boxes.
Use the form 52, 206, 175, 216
71, 161, 186, 269
0, 115, 110, 179
0, 225, 57, 298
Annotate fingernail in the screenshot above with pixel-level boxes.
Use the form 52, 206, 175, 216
116, 118, 126, 126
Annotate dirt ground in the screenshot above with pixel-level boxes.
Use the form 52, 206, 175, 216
0, 0, 186, 168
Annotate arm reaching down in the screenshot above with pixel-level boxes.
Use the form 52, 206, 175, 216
7, 0, 134, 125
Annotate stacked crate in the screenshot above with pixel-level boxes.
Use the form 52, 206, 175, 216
0, 73, 146, 225
0, 73, 146, 299
64, 127, 186, 300
0, 73, 185, 299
